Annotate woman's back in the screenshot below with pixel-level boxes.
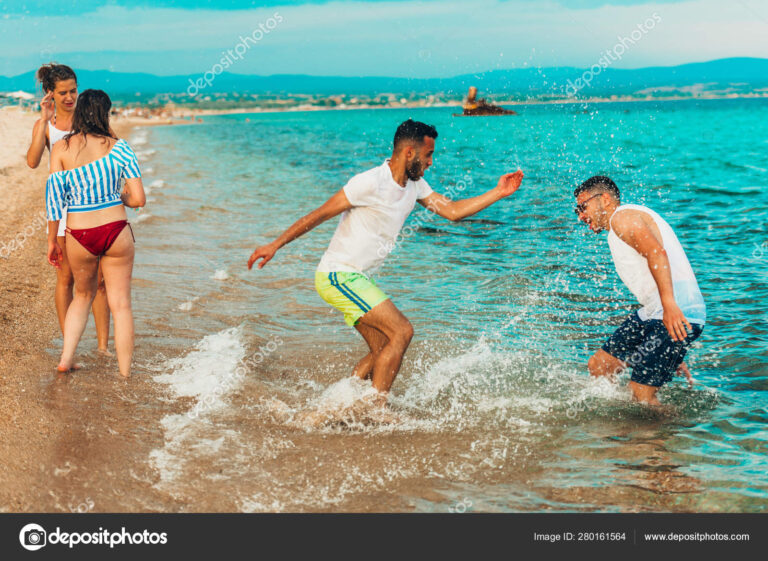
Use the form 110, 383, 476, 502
58, 133, 117, 169
47, 135, 141, 222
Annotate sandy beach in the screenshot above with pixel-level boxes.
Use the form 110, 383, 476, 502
0, 108, 183, 512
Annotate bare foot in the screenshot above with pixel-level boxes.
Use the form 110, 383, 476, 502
96, 348, 114, 357
56, 363, 83, 373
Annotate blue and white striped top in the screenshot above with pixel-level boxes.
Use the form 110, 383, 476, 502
46, 139, 142, 221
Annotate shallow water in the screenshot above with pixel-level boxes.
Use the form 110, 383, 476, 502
126, 98, 767, 512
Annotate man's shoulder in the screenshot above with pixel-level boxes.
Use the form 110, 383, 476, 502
345, 165, 386, 197
347, 164, 382, 185
612, 205, 652, 226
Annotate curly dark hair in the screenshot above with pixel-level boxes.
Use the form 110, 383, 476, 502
36, 63, 77, 92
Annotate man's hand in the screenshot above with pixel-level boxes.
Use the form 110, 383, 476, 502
47, 240, 63, 268
247, 242, 278, 270
676, 361, 693, 388
495, 170, 524, 198
663, 301, 693, 342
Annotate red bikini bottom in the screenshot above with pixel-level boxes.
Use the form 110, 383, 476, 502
66, 220, 134, 256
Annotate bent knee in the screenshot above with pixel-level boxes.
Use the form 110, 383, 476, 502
396, 321, 414, 345
587, 353, 600, 374
587, 351, 613, 376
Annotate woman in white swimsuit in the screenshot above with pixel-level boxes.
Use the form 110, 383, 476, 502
26, 64, 111, 354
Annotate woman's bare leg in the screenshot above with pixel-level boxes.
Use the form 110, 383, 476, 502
54, 236, 74, 333
58, 235, 99, 370
100, 227, 135, 378
92, 263, 111, 352
56, 237, 111, 352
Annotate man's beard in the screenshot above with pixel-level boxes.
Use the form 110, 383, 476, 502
405, 157, 423, 181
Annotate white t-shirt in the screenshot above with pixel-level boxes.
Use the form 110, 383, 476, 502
317, 160, 433, 274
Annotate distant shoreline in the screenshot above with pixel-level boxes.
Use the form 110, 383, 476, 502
170, 92, 768, 118
6, 91, 765, 125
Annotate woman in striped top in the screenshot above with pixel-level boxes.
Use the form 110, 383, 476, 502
46, 89, 146, 378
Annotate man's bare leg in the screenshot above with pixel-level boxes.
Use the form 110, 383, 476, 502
587, 349, 625, 381
353, 323, 389, 380
356, 299, 414, 397
589, 349, 663, 406
629, 381, 661, 406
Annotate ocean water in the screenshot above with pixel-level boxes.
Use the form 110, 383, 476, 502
127, 98, 768, 512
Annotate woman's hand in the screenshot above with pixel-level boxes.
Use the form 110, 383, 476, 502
40, 91, 54, 122
47, 239, 63, 268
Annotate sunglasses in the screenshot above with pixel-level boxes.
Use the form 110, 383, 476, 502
574, 193, 602, 215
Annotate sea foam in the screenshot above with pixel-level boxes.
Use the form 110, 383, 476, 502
150, 327, 247, 486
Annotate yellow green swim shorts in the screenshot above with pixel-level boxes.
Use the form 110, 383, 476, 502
315, 271, 389, 326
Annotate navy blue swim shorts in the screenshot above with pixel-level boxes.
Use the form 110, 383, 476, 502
602, 311, 703, 387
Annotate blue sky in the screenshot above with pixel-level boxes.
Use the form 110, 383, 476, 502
0, 0, 765, 77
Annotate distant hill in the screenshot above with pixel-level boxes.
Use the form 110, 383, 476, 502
2, 58, 766, 99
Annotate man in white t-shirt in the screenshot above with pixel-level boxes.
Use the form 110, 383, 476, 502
248, 119, 523, 403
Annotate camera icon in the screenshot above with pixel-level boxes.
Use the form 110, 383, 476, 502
19, 523, 47, 551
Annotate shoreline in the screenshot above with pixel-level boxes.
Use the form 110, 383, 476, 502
169, 92, 768, 118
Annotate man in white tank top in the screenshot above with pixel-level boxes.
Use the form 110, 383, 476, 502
574, 176, 705, 405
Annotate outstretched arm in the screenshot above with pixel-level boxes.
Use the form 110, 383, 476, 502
611, 210, 692, 342
418, 170, 523, 222
247, 188, 352, 269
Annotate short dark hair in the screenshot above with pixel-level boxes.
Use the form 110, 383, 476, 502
393, 119, 438, 149
574, 175, 620, 200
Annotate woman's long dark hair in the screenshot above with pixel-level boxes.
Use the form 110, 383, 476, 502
65, 89, 116, 148
36, 63, 77, 92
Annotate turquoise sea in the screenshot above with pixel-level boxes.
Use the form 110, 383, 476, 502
126, 98, 767, 511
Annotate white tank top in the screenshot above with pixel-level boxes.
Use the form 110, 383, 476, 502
607, 204, 706, 324
47, 120, 71, 232
47, 121, 69, 157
